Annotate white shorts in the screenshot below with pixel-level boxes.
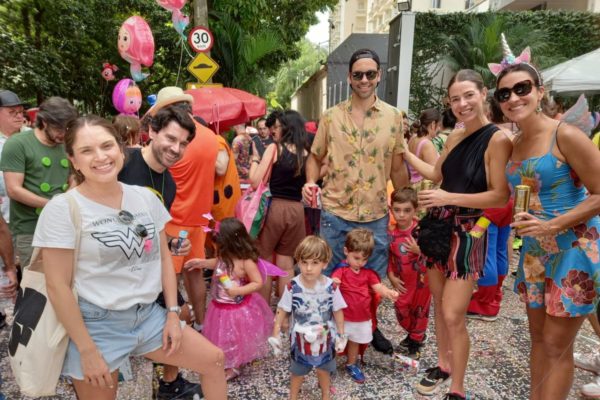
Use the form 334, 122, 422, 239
344, 320, 373, 344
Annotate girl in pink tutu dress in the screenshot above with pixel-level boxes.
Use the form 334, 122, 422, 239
184, 218, 273, 380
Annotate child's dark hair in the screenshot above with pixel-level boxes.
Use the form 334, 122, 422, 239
345, 229, 375, 258
214, 218, 259, 271
294, 236, 332, 263
391, 187, 418, 209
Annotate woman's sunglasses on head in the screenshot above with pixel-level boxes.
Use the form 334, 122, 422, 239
494, 80, 536, 103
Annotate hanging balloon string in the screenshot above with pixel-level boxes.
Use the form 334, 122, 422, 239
175, 37, 193, 86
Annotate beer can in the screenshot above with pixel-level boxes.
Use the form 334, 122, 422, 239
394, 353, 420, 371
420, 179, 434, 191
310, 185, 321, 209
513, 185, 531, 220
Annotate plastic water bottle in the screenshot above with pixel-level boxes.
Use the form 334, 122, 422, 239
174, 230, 188, 255
0, 271, 14, 314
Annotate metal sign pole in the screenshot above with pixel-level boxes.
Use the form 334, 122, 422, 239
396, 12, 415, 112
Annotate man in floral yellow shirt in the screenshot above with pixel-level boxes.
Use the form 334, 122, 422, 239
303, 48, 408, 278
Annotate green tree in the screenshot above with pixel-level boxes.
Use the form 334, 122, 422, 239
272, 39, 327, 108
410, 11, 600, 115
0, 0, 337, 115
441, 13, 556, 88
209, 12, 283, 93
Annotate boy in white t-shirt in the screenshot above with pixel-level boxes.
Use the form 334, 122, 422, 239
269, 236, 347, 400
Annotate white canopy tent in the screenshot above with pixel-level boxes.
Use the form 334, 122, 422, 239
542, 48, 600, 95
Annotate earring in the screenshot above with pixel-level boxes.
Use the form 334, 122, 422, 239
536, 103, 542, 114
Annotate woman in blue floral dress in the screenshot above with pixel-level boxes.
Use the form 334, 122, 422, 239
498, 62, 600, 399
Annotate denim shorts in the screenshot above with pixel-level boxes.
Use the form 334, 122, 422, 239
290, 357, 337, 376
320, 209, 390, 279
62, 297, 166, 380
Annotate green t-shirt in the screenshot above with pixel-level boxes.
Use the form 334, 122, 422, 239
0, 129, 69, 234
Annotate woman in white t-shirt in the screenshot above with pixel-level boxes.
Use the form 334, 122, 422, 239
33, 115, 227, 399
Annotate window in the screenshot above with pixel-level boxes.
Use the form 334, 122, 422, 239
431, 0, 441, 8
465, 0, 475, 8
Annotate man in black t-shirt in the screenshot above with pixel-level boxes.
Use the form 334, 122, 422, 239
252, 117, 274, 159
118, 105, 202, 400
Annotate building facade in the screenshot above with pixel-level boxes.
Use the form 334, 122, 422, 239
330, 0, 472, 50
470, 0, 600, 11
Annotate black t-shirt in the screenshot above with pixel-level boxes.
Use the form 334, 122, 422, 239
118, 148, 176, 211
252, 135, 274, 158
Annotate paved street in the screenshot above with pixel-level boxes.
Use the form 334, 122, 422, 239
1, 255, 598, 399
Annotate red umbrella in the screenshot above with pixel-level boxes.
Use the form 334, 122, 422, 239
185, 87, 266, 133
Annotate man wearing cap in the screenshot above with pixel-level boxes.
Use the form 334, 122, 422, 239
119, 104, 202, 399
0, 90, 25, 219
148, 87, 219, 335
302, 49, 409, 365
0, 90, 22, 330
0, 96, 78, 268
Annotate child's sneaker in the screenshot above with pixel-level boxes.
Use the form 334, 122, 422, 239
372, 328, 394, 355
398, 334, 412, 351
405, 340, 423, 360
345, 363, 366, 384
416, 366, 451, 395
466, 311, 498, 322
581, 376, 600, 398
157, 373, 203, 399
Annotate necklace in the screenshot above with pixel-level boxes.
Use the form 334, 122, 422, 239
147, 165, 165, 205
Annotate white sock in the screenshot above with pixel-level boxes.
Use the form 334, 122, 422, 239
193, 322, 203, 332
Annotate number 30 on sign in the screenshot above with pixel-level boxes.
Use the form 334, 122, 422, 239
188, 26, 214, 53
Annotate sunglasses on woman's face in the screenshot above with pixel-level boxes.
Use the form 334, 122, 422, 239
494, 80, 535, 103
117, 210, 148, 238
351, 70, 378, 81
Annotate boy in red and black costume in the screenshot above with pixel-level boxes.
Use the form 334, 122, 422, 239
388, 188, 431, 359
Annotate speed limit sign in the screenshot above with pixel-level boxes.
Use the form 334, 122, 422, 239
188, 26, 214, 53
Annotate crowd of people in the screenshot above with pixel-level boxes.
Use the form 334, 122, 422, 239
0, 41, 599, 400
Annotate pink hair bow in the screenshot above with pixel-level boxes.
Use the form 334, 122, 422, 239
202, 212, 221, 233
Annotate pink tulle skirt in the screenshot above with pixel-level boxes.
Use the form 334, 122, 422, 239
203, 293, 273, 369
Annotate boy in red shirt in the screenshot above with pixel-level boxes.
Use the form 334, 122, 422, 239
332, 229, 399, 383
388, 188, 431, 360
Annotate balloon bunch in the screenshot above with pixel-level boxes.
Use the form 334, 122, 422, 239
156, 0, 190, 38
118, 16, 155, 82
101, 63, 118, 81
112, 79, 142, 116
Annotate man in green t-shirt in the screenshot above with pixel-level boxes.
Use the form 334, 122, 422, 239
0, 96, 78, 267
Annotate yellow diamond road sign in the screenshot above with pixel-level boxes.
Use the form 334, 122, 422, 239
187, 53, 219, 83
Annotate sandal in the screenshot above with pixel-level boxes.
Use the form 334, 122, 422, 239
225, 368, 241, 381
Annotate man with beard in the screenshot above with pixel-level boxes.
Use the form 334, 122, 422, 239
118, 104, 202, 400
251, 117, 274, 159
302, 48, 409, 358
0, 96, 78, 267
0, 90, 24, 324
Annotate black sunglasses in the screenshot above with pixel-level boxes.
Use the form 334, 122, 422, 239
351, 70, 378, 81
494, 80, 535, 103
117, 210, 148, 238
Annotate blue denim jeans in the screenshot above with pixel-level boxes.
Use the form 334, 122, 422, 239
320, 209, 390, 279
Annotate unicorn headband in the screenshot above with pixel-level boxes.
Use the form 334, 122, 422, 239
488, 33, 543, 85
